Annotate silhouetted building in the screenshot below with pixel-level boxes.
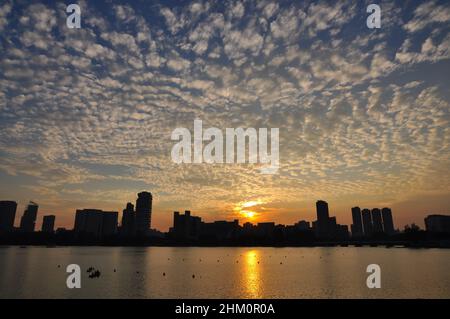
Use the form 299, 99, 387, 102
371, 208, 383, 233
135, 191, 152, 235
171, 210, 202, 240
74, 209, 103, 237
314, 200, 330, 238
41, 215, 55, 233
295, 220, 310, 231
316, 200, 329, 222
425, 215, 450, 233
362, 208, 373, 236
242, 222, 256, 236
255, 222, 276, 238
312, 200, 348, 240
201, 219, 240, 240
102, 211, 118, 237
19, 201, 38, 232
121, 202, 135, 236
0, 200, 17, 233
74, 209, 117, 238
351, 206, 363, 237
338, 224, 349, 238
381, 207, 395, 235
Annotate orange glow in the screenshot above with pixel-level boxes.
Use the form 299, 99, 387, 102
234, 200, 264, 220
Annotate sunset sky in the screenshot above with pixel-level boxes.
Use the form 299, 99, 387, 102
0, 0, 449, 232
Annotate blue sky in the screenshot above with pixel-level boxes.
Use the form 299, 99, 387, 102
0, 0, 449, 231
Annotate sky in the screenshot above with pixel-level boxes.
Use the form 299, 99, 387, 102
0, 0, 449, 232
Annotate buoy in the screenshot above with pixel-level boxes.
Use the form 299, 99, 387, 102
192, 274, 195, 278
163, 272, 166, 276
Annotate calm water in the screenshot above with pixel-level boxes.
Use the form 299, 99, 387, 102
0, 246, 449, 298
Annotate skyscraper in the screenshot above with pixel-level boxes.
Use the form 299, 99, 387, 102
371, 208, 383, 233
381, 207, 395, 235
351, 206, 363, 237
41, 215, 55, 233
314, 200, 330, 238
121, 202, 135, 236
424, 215, 450, 233
74, 209, 118, 238
362, 208, 373, 236
171, 210, 202, 240
135, 191, 152, 235
74, 209, 103, 237
0, 201, 17, 233
19, 201, 38, 232
102, 212, 118, 237
316, 200, 329, 222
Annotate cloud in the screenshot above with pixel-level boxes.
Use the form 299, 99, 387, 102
0, 0, 449, 230
404, 1, 450, 33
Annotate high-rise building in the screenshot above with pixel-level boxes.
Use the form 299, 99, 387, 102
381, 208, 395, 235
74, 209, 103, 237
41, 215, 55, 233
371, 208, 383, 233
316, 200, 329, 222
74, 209, 118, 238
362, 208, 373, 236
19, 201, 39, 232
171, 210, 202, 240
312, 200, 347, 240
351, 206, 363, 237
102, 212, 118, 237
121, 202, 135, 236
424, 215, 450, 233
314, 200, 330, 238
0, 201, 17, 233
135, 191, 152, 235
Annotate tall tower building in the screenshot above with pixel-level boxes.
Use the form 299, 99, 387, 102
315, 200, 332, 238
19, 201, 39, 232
381, 207, 395, 235
371, 208, 383, 233
41, 215, 55, 233
316, 200, 329, 222
351, 207, 363, 237
135, 191, 152, 235
121, 202, 135, 236
0, 201, 17, 233
362, 208, 373, 236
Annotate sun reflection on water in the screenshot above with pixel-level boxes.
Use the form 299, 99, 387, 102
243, 250, 262, 298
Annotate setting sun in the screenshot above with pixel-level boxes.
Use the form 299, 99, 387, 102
242, 211, 256, 219
234, 200, 264, 220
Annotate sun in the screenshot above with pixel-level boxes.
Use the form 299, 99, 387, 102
242, 210, 256, 219
234, 200, 264, 220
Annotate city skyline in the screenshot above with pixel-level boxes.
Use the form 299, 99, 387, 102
0, 1, 449, 232
0, 193, 443, 235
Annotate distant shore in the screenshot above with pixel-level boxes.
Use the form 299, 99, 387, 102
1, 240, 450, 249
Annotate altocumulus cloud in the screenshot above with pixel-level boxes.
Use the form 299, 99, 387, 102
0, 0, 449, 229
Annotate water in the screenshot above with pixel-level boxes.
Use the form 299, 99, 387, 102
0, 246, 449, 298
